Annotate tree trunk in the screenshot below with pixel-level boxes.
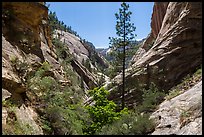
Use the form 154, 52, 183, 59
121, 8, 126, 110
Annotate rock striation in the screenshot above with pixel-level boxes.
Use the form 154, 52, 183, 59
131, 2, 169, 63
108, 2, 202, 104
132, 2, 202, 91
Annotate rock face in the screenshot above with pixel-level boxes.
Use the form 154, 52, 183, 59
55, 30, 89, 63
14, 105, 44, 135
150, 81, 202, 135
135, 2, 202, 90
151, 2, 169, 39
131, 2, 168, 63
108, 2, 202, 105
2, 2, 111, 134
2, 2, 107, 134
71, 60, 98, 89
55, 30, 109, 69
54, 30, 109, 88
2, 2, 50, 134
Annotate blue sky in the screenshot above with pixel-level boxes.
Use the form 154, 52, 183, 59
47, 2, 154, 48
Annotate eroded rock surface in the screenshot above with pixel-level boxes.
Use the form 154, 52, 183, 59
150, 81, 202, 135
2, 2, 108, 134
15, 105, 44, 135
131, 2, 169, 63
108, 2, 202, 106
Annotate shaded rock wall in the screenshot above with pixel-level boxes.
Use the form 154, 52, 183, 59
2, 2, 50, 61
151, 2, 169, 38
133, 2, 202, 90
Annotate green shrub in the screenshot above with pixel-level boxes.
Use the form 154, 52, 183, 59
52, 38, 73, 61
136, 83, 165, 113
45, 104, 88, 135
98, 110, 155, 135
26, 60, 88, 135
83, 87, 128, 135
40, 116, 52, 135
3, 111, 37, 135
165, 89, 182, 100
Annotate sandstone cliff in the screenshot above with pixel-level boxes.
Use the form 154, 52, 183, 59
131, 2, 169, 62
2, 2, 106, 134
53, 29, 109, 88
2, 2, 202, 135
2, 2, 50, 134
108, 2, 202, 102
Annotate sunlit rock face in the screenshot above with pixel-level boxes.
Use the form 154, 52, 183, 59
108, 2, 202, 107
131, 2, 169, 63
2, 2, 50, 134
54, 29, 110, 89
150, 81, 202, 135
2, 2, 109, 134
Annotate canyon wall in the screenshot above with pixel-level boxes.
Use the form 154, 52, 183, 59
108, 2, 202, 107
2, 2, 107, 134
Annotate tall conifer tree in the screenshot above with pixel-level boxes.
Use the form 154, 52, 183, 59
109, 2, 136, 109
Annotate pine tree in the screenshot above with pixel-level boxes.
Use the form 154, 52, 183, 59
109, 2, 136, 109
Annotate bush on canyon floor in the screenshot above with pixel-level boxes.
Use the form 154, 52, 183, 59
98, 110, 155, 135
83, 87, 128, 135
136, 83, 165, 113
96, 83, 165, 135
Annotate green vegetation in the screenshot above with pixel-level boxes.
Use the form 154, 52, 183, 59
2, 101, 34, 135
109, 2, 137, 109
83, 87, 128, 135
26, 61, 86, 135
48, 11, 80, 38
98, 111, 155, 135
179, 109, 192, 128
180, 109, 191, 118
95, 83, 164, 135
52, 37, 74, 61
83, 59, 92, 72
3, 119, 28, 135
136, 83, 166, 113
6, 2, 202, 135
4, 59, 161, 135
48, 10, 105, 75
